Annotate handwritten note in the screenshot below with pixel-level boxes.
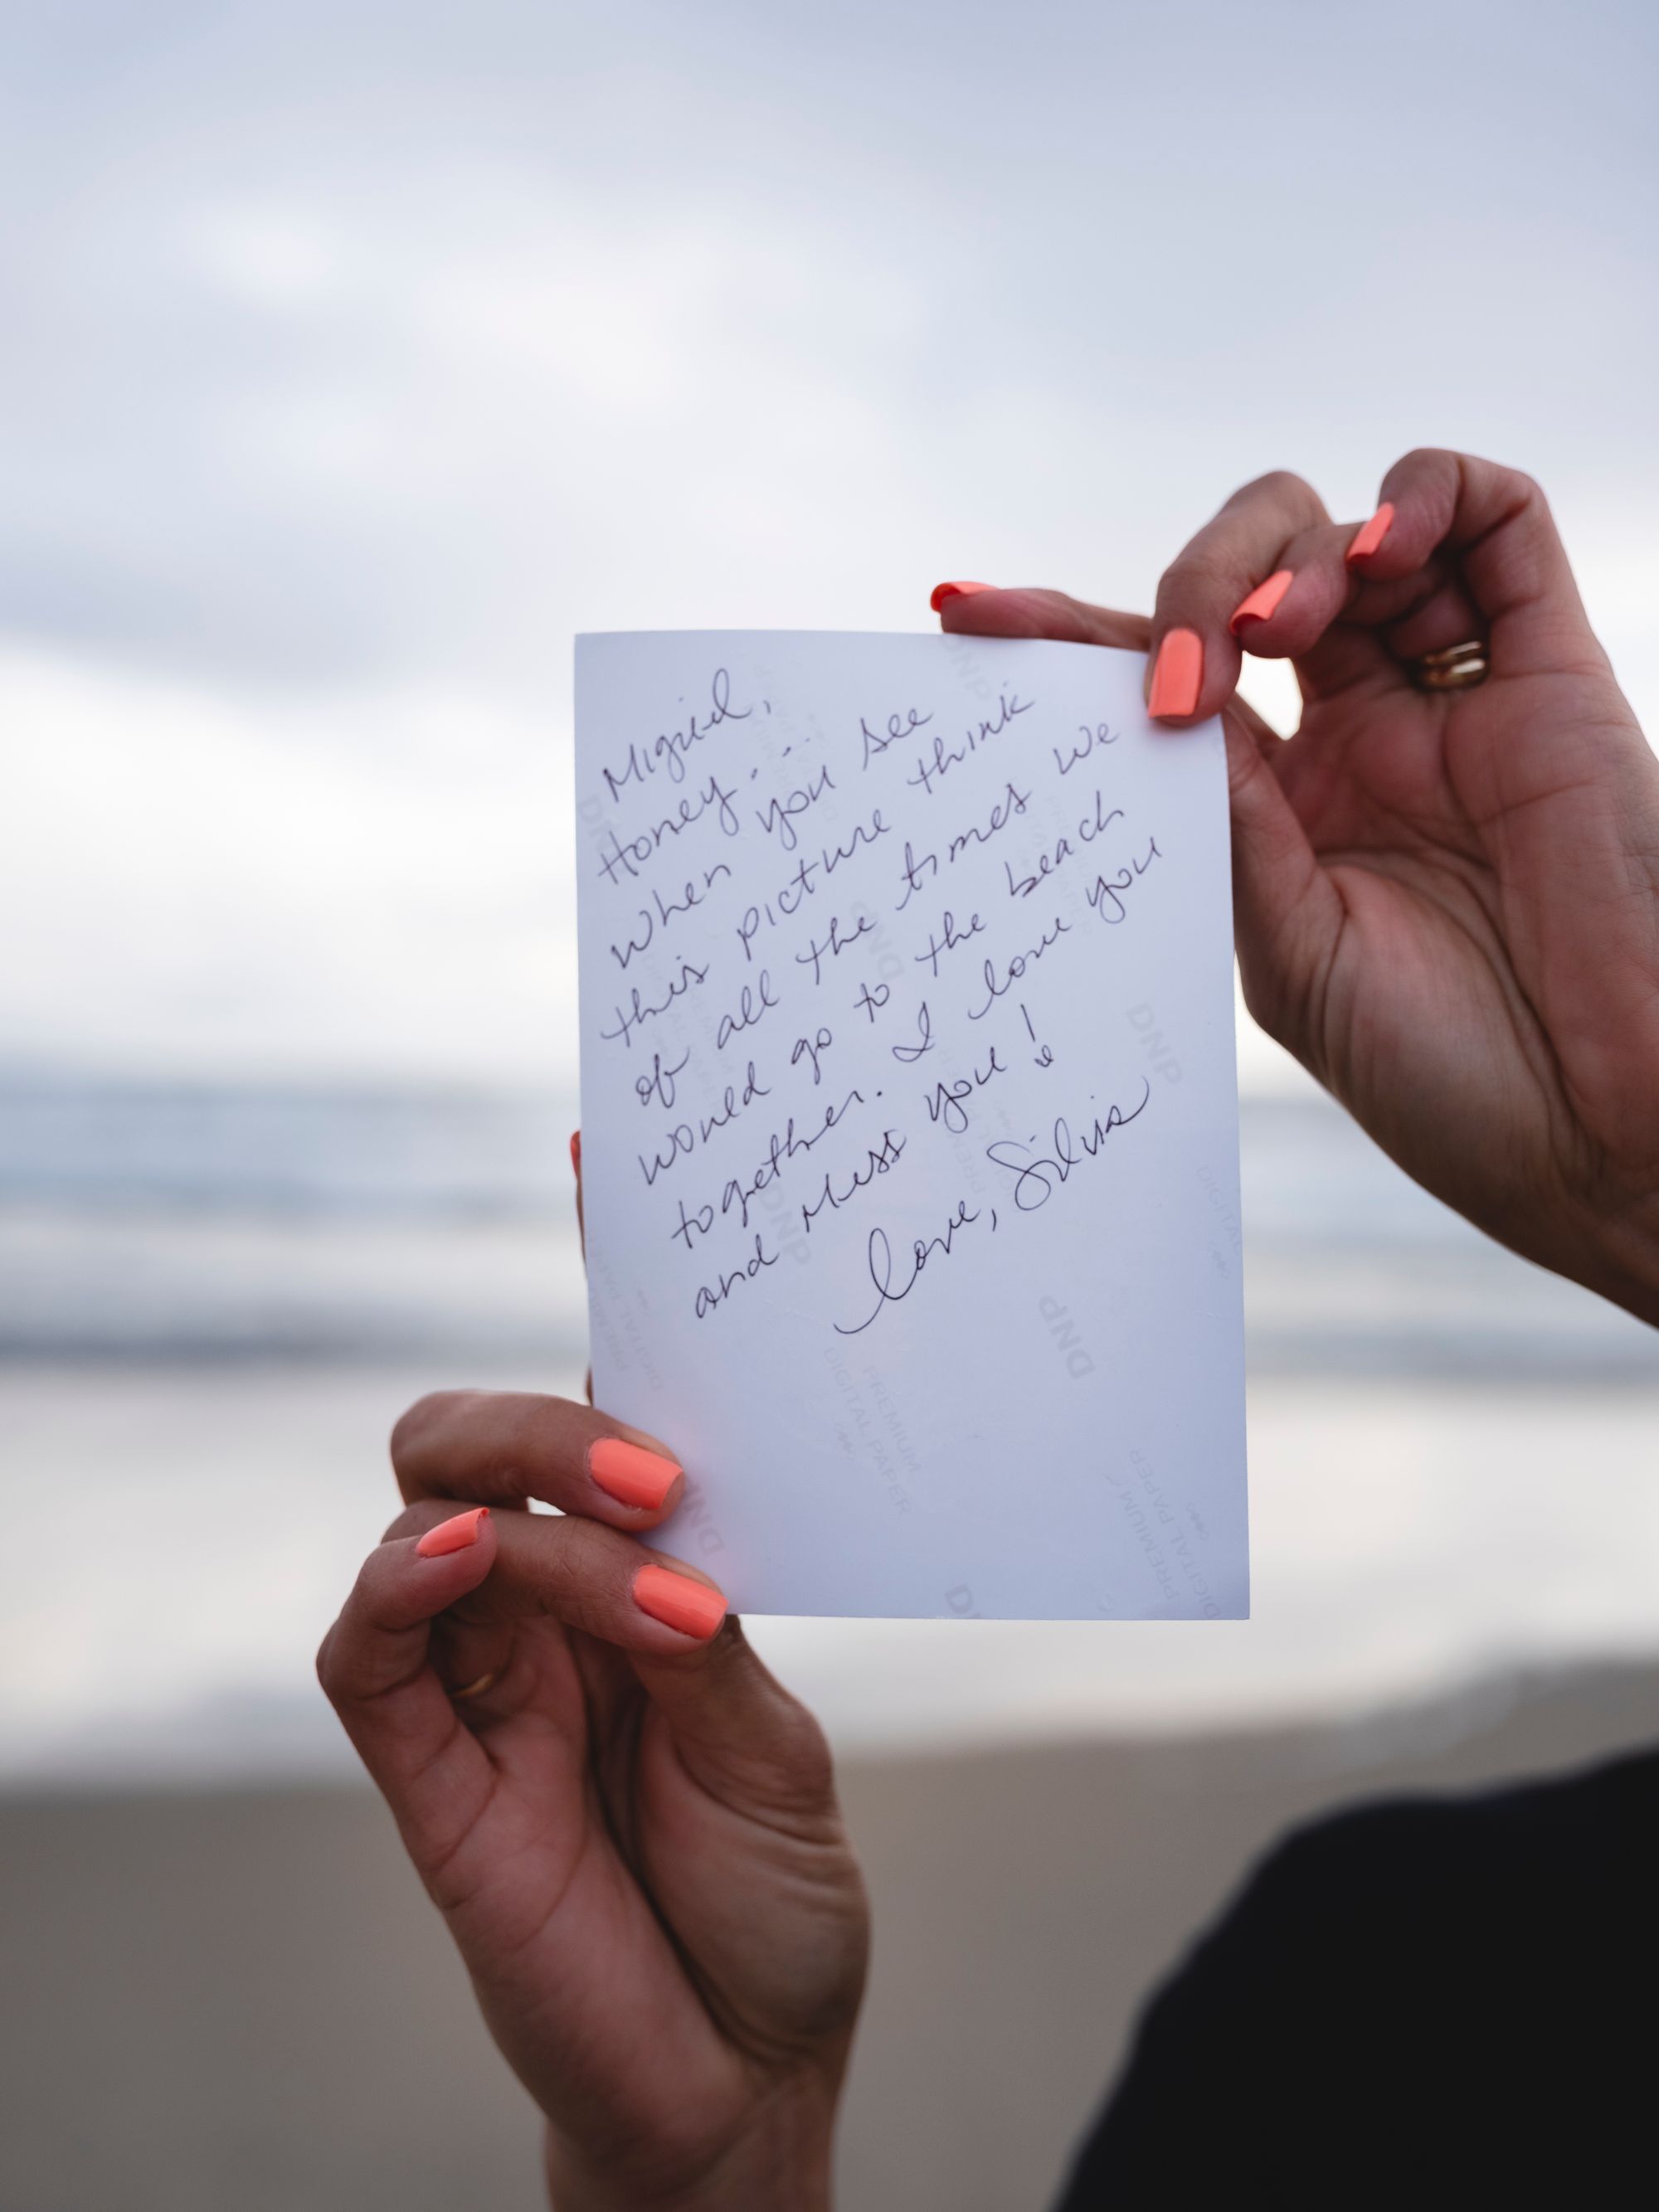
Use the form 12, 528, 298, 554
575, 632, 1247, 1619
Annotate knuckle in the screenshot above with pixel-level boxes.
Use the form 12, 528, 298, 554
1241, 467, 1315, 508
389, 1388, 488, 1477
773, 1702, 836, 1801
516, 1529, 585, 1619
1389, 445, 1467, 503
1505, 466, 1545, 511
1161, 547, 1239, 600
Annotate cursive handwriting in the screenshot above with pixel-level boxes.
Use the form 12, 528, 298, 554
636, 1060, 771, 1186
757, 764, 836, 851
693, 1229, 779, 1320
904, 691, 1034, 798
1004, 787, 1125, 900
608, 864, 733, 971
913, 907, 985, 979
601, 668, 751, 803
966, 916, 1071, 1020
947, 779, 1031, 863
596, 773, 740, 887
800, 1128, 907, 1236
795, 910, 876, 985
1087, 837, 1163, 922
860, 705, 933, 768
924, 1045, 1007, 1135
833, 1200, 987, 1334
601, 958, 709, 1051
713, 969, 781, 1051
734, 810, 889, 961
635, 1047, 691, 1111
669, 1086, 870, 1248
1054, 721, 1118, 776
985, 1082, 1153, 1210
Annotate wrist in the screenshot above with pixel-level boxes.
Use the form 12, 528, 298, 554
544, 2071, 839, 2212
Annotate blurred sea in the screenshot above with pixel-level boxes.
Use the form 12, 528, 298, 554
3, 1066, 1657, 1782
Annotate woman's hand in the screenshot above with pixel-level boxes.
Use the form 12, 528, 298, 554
937, 450, 1659, 1323
317, 1388, 868, 2212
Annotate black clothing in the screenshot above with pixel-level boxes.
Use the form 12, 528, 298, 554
1057, 1751, 1659, 2208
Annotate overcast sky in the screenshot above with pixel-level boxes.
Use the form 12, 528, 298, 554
4, 0, 1655, 1088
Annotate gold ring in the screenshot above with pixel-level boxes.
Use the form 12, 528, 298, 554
1413, 639, 1488, 692
450, 1668, 500, 1702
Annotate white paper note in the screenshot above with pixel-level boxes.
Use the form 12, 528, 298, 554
575, 631, 1247, 1619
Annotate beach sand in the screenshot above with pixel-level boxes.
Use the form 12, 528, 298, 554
5, 1659, 1659, 2212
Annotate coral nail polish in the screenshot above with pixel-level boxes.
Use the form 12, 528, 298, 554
633, 1563, 727, 1640
1346, 503, 1394, 563
929, 581, 994, 613
416, 1506, 490, 1558
1228, 569, 1293, 635
589, 1437, 682, 1510
1147, 629, 1203, 719
570, 1130, 581, 1175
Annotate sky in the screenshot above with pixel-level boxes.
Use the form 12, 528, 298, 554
3, 0, 1656, 1090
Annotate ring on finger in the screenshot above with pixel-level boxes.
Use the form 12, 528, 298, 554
1413, 639, 1488, 692
450, 1668, 501, 1702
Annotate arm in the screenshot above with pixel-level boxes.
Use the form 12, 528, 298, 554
317, 1386, 869, 2210
939, 450, 1659, 1324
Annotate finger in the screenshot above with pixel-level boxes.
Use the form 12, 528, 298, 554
631, 1616, 843, 1827
392, 1495, 731, 1660
1350, 449, 1605, 681
1220, 523, 1485, 703
933, 582, 1151, 654
391, 1388, 684, 1528
1220, 707, 1344, 1051
1223, 518, 1362, 659
1381, 572, 1491, 665
316, 1510, 499, 1863
1146, 471, 1331, 724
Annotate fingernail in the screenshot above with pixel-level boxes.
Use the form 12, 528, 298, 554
1147, 629, 1203, 719
416, 1506, 490, 1558
1346, 503, 1394, 563
1228, 569, 1293, 636
589, 1437, 682, 1510
929, 580, 994, 613
570, 1130, 581, 1176
633, 1563, 727, 1640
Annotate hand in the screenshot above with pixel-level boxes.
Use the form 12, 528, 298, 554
937, 450, 1659, 1323
317, 1388, 869, 2211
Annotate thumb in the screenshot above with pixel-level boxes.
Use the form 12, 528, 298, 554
631, 1617, 841, 1829
317, 1509, 499, 1867
1222, 706, 1343, 1054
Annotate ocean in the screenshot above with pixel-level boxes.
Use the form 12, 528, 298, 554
3, 1067, 1657, 1782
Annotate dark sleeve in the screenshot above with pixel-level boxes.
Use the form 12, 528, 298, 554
1053, 1755, 1659, 2211
1052, 1820, 1329, 2208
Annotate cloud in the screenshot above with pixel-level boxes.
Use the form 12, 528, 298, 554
1, 645, 577, 1079
0, 0, 1652, 1081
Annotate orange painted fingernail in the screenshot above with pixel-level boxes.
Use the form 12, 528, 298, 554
570, 1130, 581, 1175
1228, 569, 1293, 635
929, 580, 994, 612
416, 1506, 490, 1558
1147, 628, 1203, 718
1346, 503, 1394, 563
589, 1437, 682, 1510
633, 1563, 727, 1640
